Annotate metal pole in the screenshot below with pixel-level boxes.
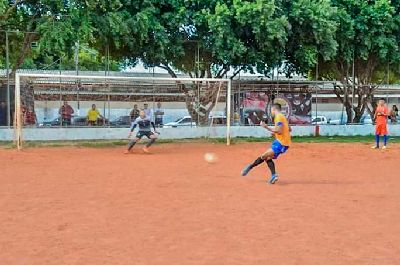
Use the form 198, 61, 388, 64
75, 41, 80, 114
106, 44, 110, 127
315, 84, 318, 119
351, 52, 355, 123
75, 41, 79, 76
6, 31, 11, 127
59, 58, 62, 126
15, 74, 22, 149
226, 80, 232, 146
386, 63, 390, 103
238, 72, 241, 125
315, 62, 319, 121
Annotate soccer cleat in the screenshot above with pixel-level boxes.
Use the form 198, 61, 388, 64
269, 174, 279, 184
241, 164, 253, 176
142, 147, 150, 153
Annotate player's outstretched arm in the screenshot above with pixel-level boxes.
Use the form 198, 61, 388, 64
260, 121, 283, 134
151, 121, 159, 134
128, 123, 137, 138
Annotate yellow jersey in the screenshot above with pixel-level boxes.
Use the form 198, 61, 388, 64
274, 113, 291, 146
87, 109, 100, 121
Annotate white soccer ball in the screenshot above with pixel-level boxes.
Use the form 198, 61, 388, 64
204, 152, 218, 163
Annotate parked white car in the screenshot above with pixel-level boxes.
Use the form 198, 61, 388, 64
312, 116, 341, 125
163, 116, 197, 128
209, 115, 227, 125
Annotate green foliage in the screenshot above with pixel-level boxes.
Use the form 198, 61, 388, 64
0, 0, 108, 71
88, 0, 289, 77
318, 0, 400, 84
0, 0, 399, 82
284, 0, 338, 75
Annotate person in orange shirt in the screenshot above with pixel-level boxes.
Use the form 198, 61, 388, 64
372, 98, 389, 149
241, 103, 291, 184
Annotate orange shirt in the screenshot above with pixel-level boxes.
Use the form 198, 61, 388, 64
375, 106, 388, 125
274, 113, 291, 146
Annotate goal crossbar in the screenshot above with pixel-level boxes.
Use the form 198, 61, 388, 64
15, 73, 229, 82
14, 73, 232, 149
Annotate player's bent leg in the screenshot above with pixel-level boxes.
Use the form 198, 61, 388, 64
146, 138, 156, 147
265, 159, 276, 174
264, 142, 287, 184
143, 133, 157, 153
260, 149, 275, 160
125, 138, 140, 154
241, 149, 275, 176
265, 159, 279, 184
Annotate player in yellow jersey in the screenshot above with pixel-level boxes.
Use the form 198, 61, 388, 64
241, 103, 291, 184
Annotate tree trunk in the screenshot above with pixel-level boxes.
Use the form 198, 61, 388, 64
353, 108, 364, 123
344, 106, 351, 123
364, 86, 378, 121
181, 81, 223, 126
157, 64, 226, 126
10, 20, 36, 77
334, 83, 377, 124
334, 84, 353, 123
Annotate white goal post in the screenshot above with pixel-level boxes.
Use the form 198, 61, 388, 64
14, 73, 232, 149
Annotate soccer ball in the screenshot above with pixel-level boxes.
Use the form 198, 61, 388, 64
204, 152, 218, 163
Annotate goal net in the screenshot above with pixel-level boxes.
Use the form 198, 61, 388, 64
14, 73, 232, 149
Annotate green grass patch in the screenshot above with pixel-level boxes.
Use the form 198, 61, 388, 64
233, 136, 400, 143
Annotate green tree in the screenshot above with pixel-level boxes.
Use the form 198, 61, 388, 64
317, 0, 400, 123
283, 0, 338, 75
92, 0, 289, 124
0, 0, 97, 73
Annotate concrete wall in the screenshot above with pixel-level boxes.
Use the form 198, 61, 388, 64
1, 125, 400, 142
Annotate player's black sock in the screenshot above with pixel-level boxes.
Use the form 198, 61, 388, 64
265, 159, 276, 175
127, 140, 136, 151
146, 138, 156, 148
250, 157, 264, 168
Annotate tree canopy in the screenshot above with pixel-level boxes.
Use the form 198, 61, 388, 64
2, 0, 399, 81
313, 0, 400, 122
2, 0, 400, 123
0, 0, 119, 71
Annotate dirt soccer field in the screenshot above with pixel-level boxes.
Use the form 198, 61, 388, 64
0, 142, 399, 265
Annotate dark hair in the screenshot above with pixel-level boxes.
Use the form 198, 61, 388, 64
379, 98, 386, 102
271, 103, 282, 111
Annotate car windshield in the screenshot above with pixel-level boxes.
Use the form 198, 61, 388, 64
174, 117, 184, 122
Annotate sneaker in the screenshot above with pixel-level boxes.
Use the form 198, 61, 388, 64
123, 150, 131, 154
269, 174, 279, 184
371, 146, 379, 149
142, 147, 150, 153
382, 146, 387, 150
241, 165, 253, 176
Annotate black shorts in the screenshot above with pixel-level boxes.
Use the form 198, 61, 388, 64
136, 131, 154, 139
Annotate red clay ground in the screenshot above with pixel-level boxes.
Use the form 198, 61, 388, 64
0, 142, 399, 265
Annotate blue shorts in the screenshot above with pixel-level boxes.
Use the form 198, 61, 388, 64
271, 140, 289, 159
